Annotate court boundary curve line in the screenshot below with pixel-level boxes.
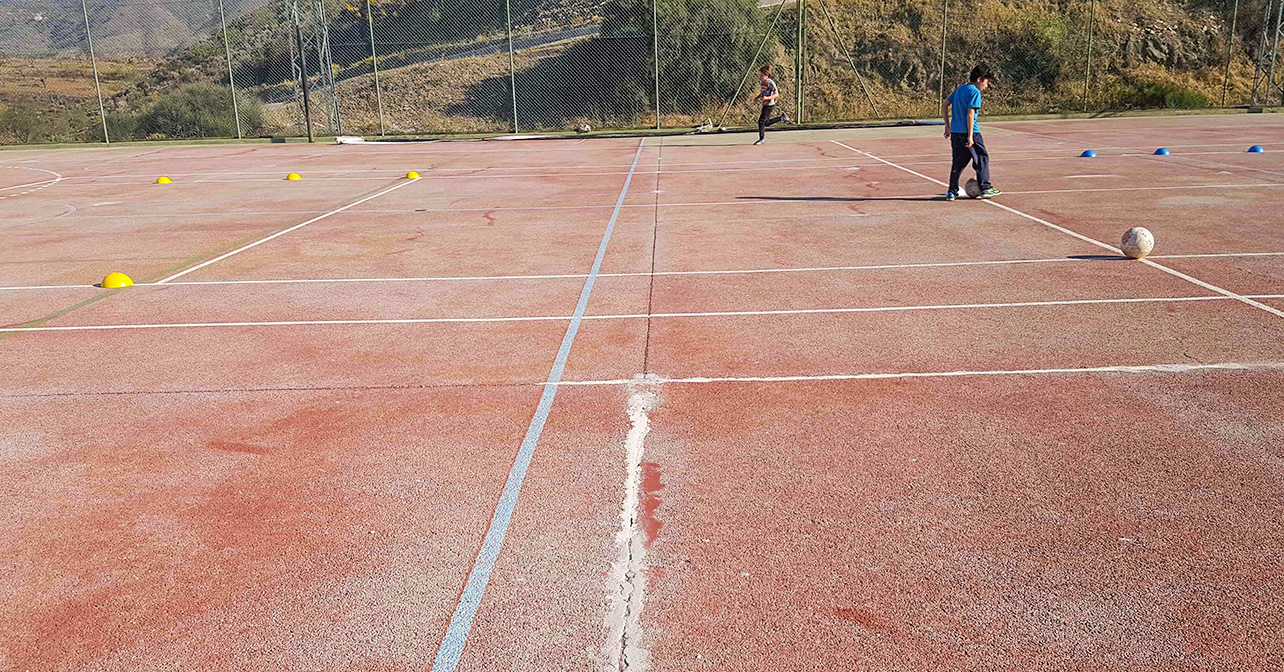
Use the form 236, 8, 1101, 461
428, 137, 647, 672
0, 166, 64, 201
831, 141, 1284, 320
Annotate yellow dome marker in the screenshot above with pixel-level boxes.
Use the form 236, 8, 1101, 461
406, 170, 421, 180
286, 172, 302, 181
101, 272, 134, 288
156, 176, 172, 184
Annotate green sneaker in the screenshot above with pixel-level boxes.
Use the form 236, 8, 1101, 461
979, 187, 1002, 199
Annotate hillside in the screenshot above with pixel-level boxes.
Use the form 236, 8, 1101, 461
0, 0, 1272, 143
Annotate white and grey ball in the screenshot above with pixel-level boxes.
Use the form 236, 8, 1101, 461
1121, 227, 1155, 259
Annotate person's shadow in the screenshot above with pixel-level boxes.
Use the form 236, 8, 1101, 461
737, 195, 942, 203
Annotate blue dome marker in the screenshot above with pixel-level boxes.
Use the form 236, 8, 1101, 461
1154, 148, 1171, 156
1249, 145, 1265, 153
1080, 150, 1097, 158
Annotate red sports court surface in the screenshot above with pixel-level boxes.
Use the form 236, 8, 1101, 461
2, 114, 1283, 671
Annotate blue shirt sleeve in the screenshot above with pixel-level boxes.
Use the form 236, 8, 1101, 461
967, 86, 982, 110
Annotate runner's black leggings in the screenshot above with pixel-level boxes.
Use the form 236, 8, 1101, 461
759, 106, 784, 140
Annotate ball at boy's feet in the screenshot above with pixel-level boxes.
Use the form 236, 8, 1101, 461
964, 179, 982, 199
1120, 227, 1155, 259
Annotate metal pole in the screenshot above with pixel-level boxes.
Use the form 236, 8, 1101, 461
817, 0, 879, 116
652, 0, 660, 129
717, 0, 790, 128
366, 0, 384, 134
795, 0, 803, 121
1268, 0, 1278, 105
1222, 0, 1240, 106
217, 0, 242, 138
293, 0, 314, 142
311, 0, 338, 134
505, 0, 518, 133
937, 0, 948, 104
1083, 0, 1095, 112
1252, 0, 1271, 104
80, 0, 109, 144
1270, 0, 1284, 105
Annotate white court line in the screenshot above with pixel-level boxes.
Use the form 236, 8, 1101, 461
42, 150, 1274, 185
1009, 183, 1284, 195
1163, 153, 1284, 180
155, 178, 419, 284
0, 315, 571, 333
45, 141, 1260, 180
548, 361, 1284, 386
996, 124, 1284, 182
6, 180, 1282, 226
9, 295, 1280, 334
3, 252, 1282, 292
1152, 252, 1284, 259
0, 178, 59, 192
597, 295, 1232, 320
988, 122, 1284, 136
845, 142, 1274, 160
831, 141, 1284, 320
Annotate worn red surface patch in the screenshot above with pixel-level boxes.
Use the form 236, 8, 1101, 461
0, 386, 539, 670
639, 461, 665, 548
638, 371, 1284, 671
834, 608, 893, 633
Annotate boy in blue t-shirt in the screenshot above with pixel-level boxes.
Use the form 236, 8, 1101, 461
942, 63, 1000, 201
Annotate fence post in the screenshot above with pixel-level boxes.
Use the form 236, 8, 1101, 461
1221, 0, 1239, 106
1251, 0, 1270, 104
1083, 0, 1095, 112
937, 0, 948, 104
652, 0, 660, 129
1271, 0, 1284, 104
366, 0, 385, 135
79, 0, 109, 144
795, 0, 804, 122
293, 0, 315, 142
217, 0, 242, 139
505, 0, 518, 133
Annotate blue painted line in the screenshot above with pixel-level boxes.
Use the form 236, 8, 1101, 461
430, 138, 648, 672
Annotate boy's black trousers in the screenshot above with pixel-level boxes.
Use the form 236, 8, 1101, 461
948, 132, 991, 193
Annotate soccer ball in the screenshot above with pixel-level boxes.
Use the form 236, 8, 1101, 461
964, 179, 982, 199
1120, 227, 1155, 259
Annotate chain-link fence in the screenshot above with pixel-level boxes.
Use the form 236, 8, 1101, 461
2, 0, 1283, 144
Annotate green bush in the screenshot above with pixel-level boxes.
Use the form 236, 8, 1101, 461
0, 103, 43, 144
133, 84, 265, 138
1124, 81, 1210, 108
91, 113, 142, 142
1, 103, 91, 144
